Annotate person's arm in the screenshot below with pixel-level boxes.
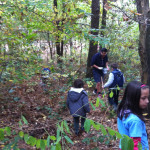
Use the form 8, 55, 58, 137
82, 92, 90, 113
66, 92, 69, 108
93, 64, 103, 70
123, 75, 125, 83
106, 62, 109, 71
103, 73, 114, 88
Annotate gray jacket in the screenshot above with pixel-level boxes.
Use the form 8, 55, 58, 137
67, 87, 90, 117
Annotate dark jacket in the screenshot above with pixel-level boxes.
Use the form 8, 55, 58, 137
91, 52, 108, 72
67, 88, 90, 117
109, 69, 124, 88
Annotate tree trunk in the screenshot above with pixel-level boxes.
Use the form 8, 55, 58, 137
100, 0, 107, 49
53, 0, 64, 63
69, 38, 73, 56
136, 0, 150, 115
136, 0, 149, 83
86, 0, 100, 78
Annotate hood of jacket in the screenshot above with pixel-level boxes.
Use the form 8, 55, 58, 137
68, 87, 85, 102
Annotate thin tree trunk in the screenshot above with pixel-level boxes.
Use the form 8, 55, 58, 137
80, 39, 83, 64
47, 32, 53, 59
100, 0, 107, 49
70, 38, 73, 56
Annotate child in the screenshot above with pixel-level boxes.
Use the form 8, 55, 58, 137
102, 63, 125, 111
67, 79, 90, 135
41, 67, 51, 84
117, 81, 149, 150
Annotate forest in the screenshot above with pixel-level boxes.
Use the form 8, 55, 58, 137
0, 0, 150, 149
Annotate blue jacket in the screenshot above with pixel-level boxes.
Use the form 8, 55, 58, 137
67, 88, 90, 117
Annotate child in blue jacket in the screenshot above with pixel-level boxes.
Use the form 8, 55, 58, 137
117, 81, 149, 150
67, 79, 90, 135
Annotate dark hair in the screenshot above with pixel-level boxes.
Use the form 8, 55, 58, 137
100, 48, 108, 53
117, 81, 149, 121
111, 63, 118, 69
73, 79, 84, 88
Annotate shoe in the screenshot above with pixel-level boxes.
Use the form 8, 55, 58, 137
93, 89, 97, 94
97, 92, 102, 95
75, 132, 79, 136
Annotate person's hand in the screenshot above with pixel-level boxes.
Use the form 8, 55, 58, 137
97, 67, 103, 70
102, 86, 104, 89
107, 66, 109, 71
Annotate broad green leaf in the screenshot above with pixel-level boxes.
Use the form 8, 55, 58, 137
64, 120, 71, 134
90, 102, 96, 110
96, 97, 100, 107
127, 138, 134, 150
51, 145, 56, 150
21, 115, 28, 125
99, 99, 105, 107
100, 125, 107, 135
64, 136, 74, 144
50, 136, 56, 141
60, 121, 64, 133
0, 129, 4, 141
47, 136, 50, 148
56, 129, 60, 139
109, 91, 114, 98
117, 85, 120, 90
24, 134, 29, 143
27, 136, 37, 146
40, 139, 46, 150
138, 142, 142, 150
92, 122, 100, 131
115, 131, 122, 139
56, 143, 62, 150
84, 119, 91, 133
19, 120, 23, 127
107, 127, 115, 136
90, 120, 95, 126
19, 131, 24, 138
5, 127, 11, 136
36, 139, 41, 149
55, 136, 61, 145
121, 135, 128, 150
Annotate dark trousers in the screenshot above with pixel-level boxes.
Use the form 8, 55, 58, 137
108, 89, 120, 108
73, 115, 86, 135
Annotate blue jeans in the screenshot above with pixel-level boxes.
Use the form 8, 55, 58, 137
73, 115, 86, 135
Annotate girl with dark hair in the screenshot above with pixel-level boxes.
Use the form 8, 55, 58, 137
117, 81, 149, 150
67, 79, 90, 135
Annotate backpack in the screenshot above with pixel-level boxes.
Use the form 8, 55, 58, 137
110, 69, 124, 88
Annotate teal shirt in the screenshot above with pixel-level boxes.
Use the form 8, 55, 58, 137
117, 113, 149, 150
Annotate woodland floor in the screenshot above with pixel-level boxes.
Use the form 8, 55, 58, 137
0, 73, 150, 150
